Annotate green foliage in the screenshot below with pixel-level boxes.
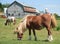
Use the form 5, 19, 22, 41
56, 26, 60, 31
56, 20, 60, 31
0, 3, 3, 12
0, 3, 10, 12
53, 13, 60, 20
54, 13, 59, 18
54, 13, 58, 16
2, 4, 10, 8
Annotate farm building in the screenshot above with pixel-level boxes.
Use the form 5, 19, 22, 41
6, 1, 39, 18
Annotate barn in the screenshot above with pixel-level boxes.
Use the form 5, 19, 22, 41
6, 1, 39, 18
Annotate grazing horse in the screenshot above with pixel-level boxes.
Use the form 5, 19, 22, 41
5, 16, 16, 25
14, 14, 57, 41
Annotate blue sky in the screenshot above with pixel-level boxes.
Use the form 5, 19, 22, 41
0, 0, 60, 16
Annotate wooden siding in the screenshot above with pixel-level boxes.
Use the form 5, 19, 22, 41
7, 3, 24, 18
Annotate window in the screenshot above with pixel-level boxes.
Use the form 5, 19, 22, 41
18, 13, 20, 16
12, 14, 14, 16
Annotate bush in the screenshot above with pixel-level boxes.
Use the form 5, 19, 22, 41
56, 26, 60, 31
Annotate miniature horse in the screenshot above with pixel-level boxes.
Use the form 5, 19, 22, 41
14, 14, 57, 41
5, 16, 16, 25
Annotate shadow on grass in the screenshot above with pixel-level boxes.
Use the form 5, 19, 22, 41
13, 39, 49, 42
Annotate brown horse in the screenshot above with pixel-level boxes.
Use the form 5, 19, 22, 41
14, 14, 57, 41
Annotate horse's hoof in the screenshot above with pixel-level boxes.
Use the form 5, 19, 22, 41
48, 39, 53, 42
44, 40, 49, 42
17, 38, 21, 40
35, 39, 37, 41
44, 39, 53, 42
28, 38, 31, 40
28, 39, 31, 40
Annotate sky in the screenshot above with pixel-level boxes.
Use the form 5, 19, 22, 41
0, 0, 60, 16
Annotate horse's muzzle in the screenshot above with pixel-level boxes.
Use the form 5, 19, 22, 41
17, 37, 22, 40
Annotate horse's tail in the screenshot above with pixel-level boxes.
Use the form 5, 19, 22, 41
51, 15, 57, 28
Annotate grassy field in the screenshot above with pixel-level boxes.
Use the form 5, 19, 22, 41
0, 18, 60, 44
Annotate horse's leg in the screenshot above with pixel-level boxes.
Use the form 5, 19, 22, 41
13, 20, 16, 25
32, 29, 37, 41
10, 21, 11, 25
28, 29, 31, 40
8, 20, 10, 25
46, 26, 53, 41
8, 21, 10, 25
5, 20, 7, 25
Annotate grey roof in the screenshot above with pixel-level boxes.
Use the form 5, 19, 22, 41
8, 1, 36, 9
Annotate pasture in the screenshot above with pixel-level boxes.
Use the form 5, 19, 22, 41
0, 18, 60, 44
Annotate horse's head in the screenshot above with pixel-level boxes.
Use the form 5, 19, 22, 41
14, 27, 23, 40
14, 22, 26, 40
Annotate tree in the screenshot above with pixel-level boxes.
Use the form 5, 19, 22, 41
2, 4, 10, 8
54, 13, 59, 18
0, 3, 3, 12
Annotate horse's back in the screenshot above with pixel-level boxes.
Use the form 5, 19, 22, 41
26, 15, 42, 29
26, 14, 52, 29
41, 14, 51, 20
27, 14, 51, 24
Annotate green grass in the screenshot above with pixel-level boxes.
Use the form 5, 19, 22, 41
0, 18, 60, 44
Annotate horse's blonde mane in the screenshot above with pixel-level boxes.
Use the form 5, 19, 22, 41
51, 15, 57, 28
17, 14, 35, 33
20, 14, 35, 22
17, 22, 27, 33
21, 14, 35, 29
